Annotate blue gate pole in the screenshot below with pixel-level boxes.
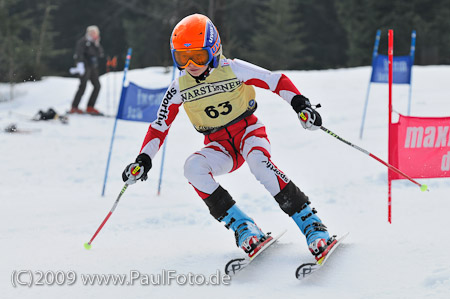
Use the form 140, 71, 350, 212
360, 29, 381, 139
407, 30, 416, 116
157, 65, 177, 195
102, 48, 132, 197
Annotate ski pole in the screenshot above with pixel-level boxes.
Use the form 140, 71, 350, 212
84, 183, 129, 249
320, 126, 429, 192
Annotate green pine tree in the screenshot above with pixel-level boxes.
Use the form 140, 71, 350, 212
250, 0, 305, 70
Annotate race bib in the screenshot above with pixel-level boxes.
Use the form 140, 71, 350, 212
180, 62, 256, 132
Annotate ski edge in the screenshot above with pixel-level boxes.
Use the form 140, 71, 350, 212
295, 232, 349, 280
224, 229, 287, 277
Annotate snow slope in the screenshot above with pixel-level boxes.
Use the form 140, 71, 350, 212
1, 65, 449, 299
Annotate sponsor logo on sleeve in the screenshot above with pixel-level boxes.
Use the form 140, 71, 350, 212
155, 87, 177, 126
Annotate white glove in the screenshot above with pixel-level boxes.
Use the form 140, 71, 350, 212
298, 107, 321, 131
69, 62, 85, 76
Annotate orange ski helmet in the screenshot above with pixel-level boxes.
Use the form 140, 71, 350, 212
171, 14, 222, 69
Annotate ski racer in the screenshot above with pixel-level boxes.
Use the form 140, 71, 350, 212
122, 14, 336, 260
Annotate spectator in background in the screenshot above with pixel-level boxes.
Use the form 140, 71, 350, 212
69, 25, 104, 115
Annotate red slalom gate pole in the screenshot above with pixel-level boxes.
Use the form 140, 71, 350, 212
388, 29, 394, 223
84, 183, 129, 249
320, 126, 429, 192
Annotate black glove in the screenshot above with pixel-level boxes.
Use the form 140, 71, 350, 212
122, 153, 152, 184
291, 94, 322, 130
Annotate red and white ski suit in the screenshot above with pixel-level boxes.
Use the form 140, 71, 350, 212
140, 57, 301, 199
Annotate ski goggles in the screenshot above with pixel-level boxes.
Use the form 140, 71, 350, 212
172, 48, 213, 69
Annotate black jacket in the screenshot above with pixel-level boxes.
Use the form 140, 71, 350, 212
74, 36, 104, 68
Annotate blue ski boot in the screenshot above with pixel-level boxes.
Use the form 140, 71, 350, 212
292, 203, 336, 261
273, 181, 336, 261
221, 205, 271, 257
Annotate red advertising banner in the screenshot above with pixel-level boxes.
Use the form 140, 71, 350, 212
389, 114, 450, 180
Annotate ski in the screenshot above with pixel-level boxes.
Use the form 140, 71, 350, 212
8, 109, 69, 124
3, 123, 42, 134
224, 229, 286, 277
295, 232, 349, 280
32, 114, 69, 124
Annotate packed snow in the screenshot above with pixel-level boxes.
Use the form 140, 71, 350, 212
1, 64, 449, 299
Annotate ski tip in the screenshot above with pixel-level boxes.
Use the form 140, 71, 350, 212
295, 263, 317, 280
224, 258, 246, 276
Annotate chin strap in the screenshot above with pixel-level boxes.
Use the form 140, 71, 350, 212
191, 65, 212, 83
190, 58, 217, 83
